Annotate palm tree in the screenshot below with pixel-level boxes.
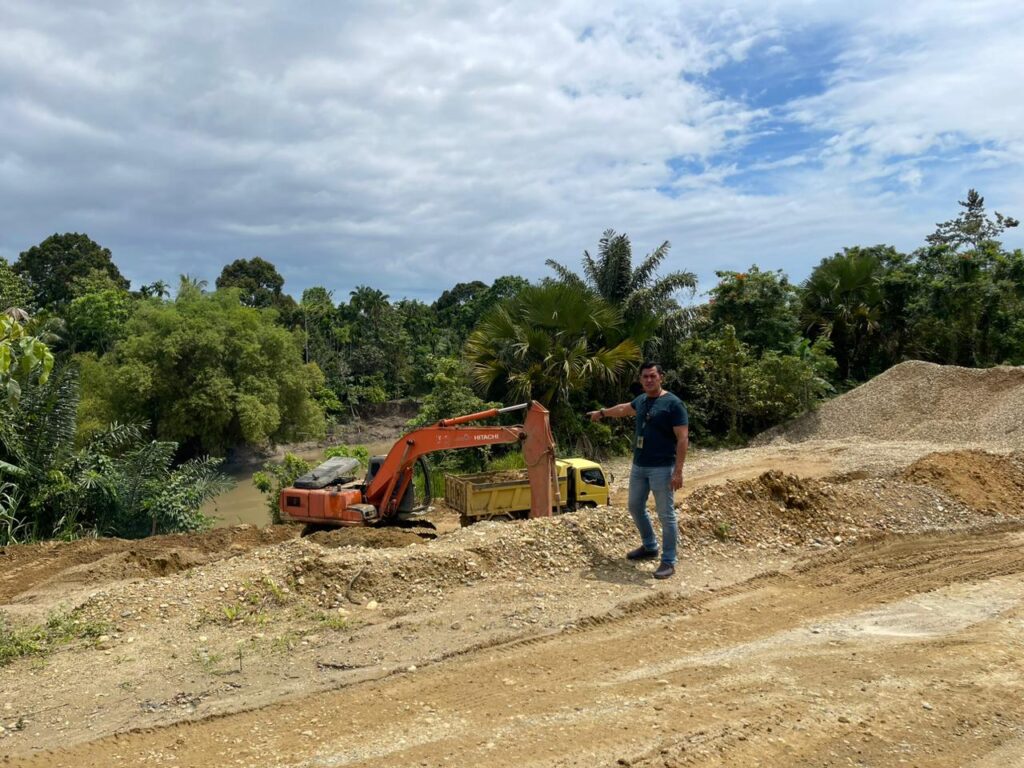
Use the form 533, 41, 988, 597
800, 249, 884, 381
0, 364, 229, 541
176, 274, 208, 302
139, 280, 171, 300
546, 229, 697, 350
465, 283, 641, 413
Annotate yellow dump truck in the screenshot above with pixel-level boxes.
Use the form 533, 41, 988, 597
445, 458, 609, 524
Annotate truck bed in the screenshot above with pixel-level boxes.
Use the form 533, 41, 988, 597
444, 468, 569, 520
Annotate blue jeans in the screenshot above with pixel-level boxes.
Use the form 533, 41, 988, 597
628, 464, 677, 565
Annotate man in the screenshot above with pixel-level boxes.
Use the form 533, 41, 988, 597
588, 362, 688, 579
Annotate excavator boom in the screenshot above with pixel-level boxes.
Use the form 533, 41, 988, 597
366, 401, 557, 519
279, 401, 558, 526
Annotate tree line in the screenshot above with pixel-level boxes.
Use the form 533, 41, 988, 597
1, 189, 1020, 542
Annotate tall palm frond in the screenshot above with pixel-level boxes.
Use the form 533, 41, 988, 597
15, 365, 79, 476
547, 229, 697, 352
465, 283, 641, 410
543, 259, 587, 290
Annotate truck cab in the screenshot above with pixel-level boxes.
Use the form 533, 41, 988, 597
560, 457, 610, 508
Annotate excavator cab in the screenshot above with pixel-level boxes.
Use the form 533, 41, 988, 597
365, 455, 433, 517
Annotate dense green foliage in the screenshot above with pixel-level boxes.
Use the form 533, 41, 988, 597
14, 233, 129, 308
0, 314, 54, 405
709, 267, 800, 354
466, 282, 641, 453
0, 258, 34, 313
92, 288, 326, 455
407, 356, 500, 472
3, 189, 1023, 541
0, 366, 230, 542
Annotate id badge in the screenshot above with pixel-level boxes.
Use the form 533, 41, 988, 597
636, 436, 644, 449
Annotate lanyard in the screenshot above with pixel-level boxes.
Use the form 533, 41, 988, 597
639, 397, 657, 437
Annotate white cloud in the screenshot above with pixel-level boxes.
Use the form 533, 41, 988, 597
0, 0, 1021, 301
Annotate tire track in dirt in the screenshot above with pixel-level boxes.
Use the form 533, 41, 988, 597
8, 527, 1024, 768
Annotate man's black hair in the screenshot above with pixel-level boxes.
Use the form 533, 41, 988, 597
639, 361, 664, 375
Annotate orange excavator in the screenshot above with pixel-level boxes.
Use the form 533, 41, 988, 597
279, 401, 559, 527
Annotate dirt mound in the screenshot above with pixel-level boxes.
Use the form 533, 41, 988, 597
902, 450, 1024, 515
681, 471, 843, 546
305, 527, 426, 549
0, 525, 298, 603
757, 361, 1024, 448
678, 468, 990, 548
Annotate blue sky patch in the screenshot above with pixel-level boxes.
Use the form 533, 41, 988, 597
701, 24, 845, 109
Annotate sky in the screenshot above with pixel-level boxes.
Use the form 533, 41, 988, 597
2, 0, 1023, 304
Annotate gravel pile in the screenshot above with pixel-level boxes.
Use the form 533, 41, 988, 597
756, 361, 1024, 449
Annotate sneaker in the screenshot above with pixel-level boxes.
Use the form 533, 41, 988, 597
653, 562, 675, 579
626, 546, 659, 561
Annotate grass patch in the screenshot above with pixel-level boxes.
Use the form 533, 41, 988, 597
192, 648, 226, 674
316, 611, 353, 631
0, 611, 110, 666
713, 521, 732, 541
291, 604, 359, 632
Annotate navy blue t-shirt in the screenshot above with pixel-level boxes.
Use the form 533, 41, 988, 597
631, 392, 688, 467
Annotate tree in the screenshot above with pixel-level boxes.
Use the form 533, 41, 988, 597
0, 258, 33, 313
297, 286, 351, 408
215, 257, 286, 309
64, 286, 135, 354
905, 193, 1023, 366
927, 189, 1019, 252
433, 280, 488, 333
138, 280, 171, 300
0, 365, 229, 542
341, 286, 412, 404
708, 266, 800, 354
96, 289, 325, 454
672, 324, 835, 444
546, 229, 696, 349
905, 240, 1024, 366
406, 356, 499, 472
465, 282, 641, 438
396, 298, 442, 394
14, 233, 128, 309
431, 275, 530, 353
176, 274, 208, 302
800, 248, 885, 381
299, 286, 339, 366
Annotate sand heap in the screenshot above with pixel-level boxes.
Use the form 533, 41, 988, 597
758, 360, 1024, 448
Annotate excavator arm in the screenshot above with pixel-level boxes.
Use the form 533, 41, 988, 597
365, 401, 558, 520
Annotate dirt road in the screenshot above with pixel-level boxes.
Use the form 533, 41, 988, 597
5, 526, 1024, 767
